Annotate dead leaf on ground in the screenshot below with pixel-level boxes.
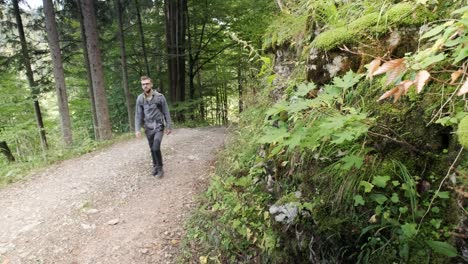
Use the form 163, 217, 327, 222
401, 80, 414, 94
450, 69, 464, 84
457, 78, 468, 96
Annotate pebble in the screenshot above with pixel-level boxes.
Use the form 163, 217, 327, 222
106, 219, 120, 225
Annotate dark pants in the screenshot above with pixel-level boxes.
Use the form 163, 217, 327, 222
145, 128, 164, 168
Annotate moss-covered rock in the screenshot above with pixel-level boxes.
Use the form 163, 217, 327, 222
457, 115, 468, 148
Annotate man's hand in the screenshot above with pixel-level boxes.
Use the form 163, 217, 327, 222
135, 131, 141, 138
166, 129, 172, 135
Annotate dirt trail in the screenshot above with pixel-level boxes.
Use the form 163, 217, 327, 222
0, 127, 226, 264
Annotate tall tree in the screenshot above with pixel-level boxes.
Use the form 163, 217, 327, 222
164, 0, 186, 104
134, 0, 150, 76
43, 0, 72, 146
12, 0, 48, 150
115, 0, 134, 131
80, 0, 112, 140
76, 0, 99, 139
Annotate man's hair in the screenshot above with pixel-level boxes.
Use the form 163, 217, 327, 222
141, 76, 152, 82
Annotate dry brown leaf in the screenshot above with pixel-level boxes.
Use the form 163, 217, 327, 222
373, 58, 405, 76
414, 70, 431, 93
386, 63, 406, 86
393, 85, 405, 103
450, 69, 463, 84
457, 78, 468, 96
377, 86, 399, 102
400, 80, 414, 94
367, 57, 381, 79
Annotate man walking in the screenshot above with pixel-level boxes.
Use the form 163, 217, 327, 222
135, 76, 172, 178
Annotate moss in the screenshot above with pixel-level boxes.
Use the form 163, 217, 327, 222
457, 115, 468, 148
312, 3, 435, 51
312, 27, 355, 50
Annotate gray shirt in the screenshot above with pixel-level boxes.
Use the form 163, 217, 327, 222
135, 90, 172, 132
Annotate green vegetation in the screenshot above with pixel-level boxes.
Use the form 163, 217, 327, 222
184, 1, 467, 263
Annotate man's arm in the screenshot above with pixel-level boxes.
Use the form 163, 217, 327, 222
135, 95, 143, 137
161, 95, 172, 134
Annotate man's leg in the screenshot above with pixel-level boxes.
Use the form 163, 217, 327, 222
151, 130, 164, 177
145, 129, 159, 175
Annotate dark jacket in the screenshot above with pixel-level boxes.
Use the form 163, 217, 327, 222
135, 91, 172, 132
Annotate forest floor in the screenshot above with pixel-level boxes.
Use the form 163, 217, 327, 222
0, 127, 227, 264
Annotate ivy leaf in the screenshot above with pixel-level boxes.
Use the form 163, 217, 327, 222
391, 193, 400, 203
360, 181, 374, 193
430, 219, 442, 229
399, 206, 408, 214
426, 240, 458, 257
401, 223, 418, 239
334, 71, 362, 90
372, 176, 390, 188
354, 195, 365, 206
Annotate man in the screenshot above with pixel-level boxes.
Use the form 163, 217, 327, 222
135, 76, 172, 178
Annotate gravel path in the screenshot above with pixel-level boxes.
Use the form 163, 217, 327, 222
0, 127, 226, 263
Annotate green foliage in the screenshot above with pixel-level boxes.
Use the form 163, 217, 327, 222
313, 2, 434, 50
458, 115, 468, 148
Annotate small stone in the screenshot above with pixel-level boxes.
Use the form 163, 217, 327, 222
85, 209, 99, 214
140, 248, 149, 254
106, 219, 120, 225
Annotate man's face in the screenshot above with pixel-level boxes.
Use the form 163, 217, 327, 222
141, 79, 153, 93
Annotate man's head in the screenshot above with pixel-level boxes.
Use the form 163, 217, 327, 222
141, 76, 153, 94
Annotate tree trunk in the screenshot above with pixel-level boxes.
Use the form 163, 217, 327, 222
77, 0, 99, 140
164, 0, 186, 104
12, 0, 48, 151
80, 0, 112, 140
115, 0, 134, 132
43, 0, 72, 146
135, 0, 150, 76
0, 141, 15, 162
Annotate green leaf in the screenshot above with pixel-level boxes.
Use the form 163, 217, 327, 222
436, 191, 450, 199
426, 240, 458, 257
421, 22, 452, 39
360, 181, 374, 193
333, 71, 362, 90
430, 219, 442, 229
431, 206, 440, 213
295, 83, 316, 97
354, 195, 365, 206
259, 126, 290, 144
372, 175, 390, 188
391, 193, 400, 203
286, 98, 312, 113
370, 194, 388, 205
392, 180, 400, 187
399, 206, 408, 214
401, 223, 418, 239
453, 46, 468, 64
419, 53, 445, 68
340, 154, 364, 171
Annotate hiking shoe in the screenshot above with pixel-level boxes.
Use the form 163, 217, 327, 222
152, 166, 158, 176
155, 167, 164, 178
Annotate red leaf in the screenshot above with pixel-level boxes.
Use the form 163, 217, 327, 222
457, 78, 468, 96
385, 63, 406, 86
393, 84, 405, 103
373, 58, 405, 76
414, 70, 431, 93
401, 80, 414, 94
367, 57, 381, 80
450, 69, 463, 85
377, 86, 399, 102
